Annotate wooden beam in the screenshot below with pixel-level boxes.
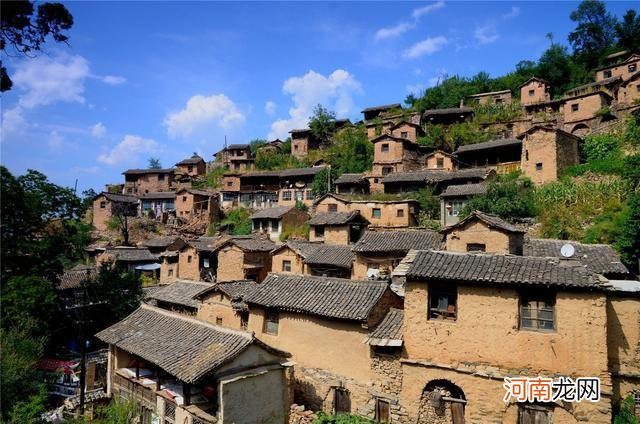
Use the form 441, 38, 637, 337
183, 382, 191, 406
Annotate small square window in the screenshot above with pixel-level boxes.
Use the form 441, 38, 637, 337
216, 317, 223, 326
373, 178, 379, 183
283, 260, 292, 272
187, 165, 193, 172
372, 208, 382, 218
571, 104, 579, 112
604, 69, 612, 78
381, 143, 389, 152
467, 243, 486, 252
158, 174, 165, 181
226, 181, 233, 187
182, 196, 187, 202
520, 293, 555, 331
628, 64, 636, 73
536, 162, 543, 171
528, 89, 535, 97
436, 158, 444, 168
328, 204, 338, 212
282, 190, 292, 201
264, 310, 279, 335
400, 131, 408, 139
187, 255, 192, 263
294, 144, 299, 151
382, 167, 393, 176
315, 226, 325, 238
168, 269, 173, 277
306, 190, 314, 200
396, 209, 404, 218
100, 201, 106, 209
429, 283, 457, 320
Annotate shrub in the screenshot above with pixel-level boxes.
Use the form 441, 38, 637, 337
461, 173, 536, 219
220, 208, 252, 235
313, 412, 375, 424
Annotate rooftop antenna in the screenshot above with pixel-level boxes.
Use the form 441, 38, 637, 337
560, 243, 575, 259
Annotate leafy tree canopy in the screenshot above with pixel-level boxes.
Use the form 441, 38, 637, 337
147, 157, 161, 169
308, 104, 337, 143
324, 126, 373, 174
568, 0, 617, 63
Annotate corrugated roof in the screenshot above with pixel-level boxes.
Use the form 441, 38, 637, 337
95, 305, 286, 383
441, 210, 524, 234
304, 245, 355, 269
250, 206, 296, 220
148, 280, 212, 308
334, 173, 367, 185
454, 138, 522, 154
245, 273, 389, 321
440, 183, 487, 198
366, 308, 404, 346
308, 211, 367, 226
352, 230, 443, 254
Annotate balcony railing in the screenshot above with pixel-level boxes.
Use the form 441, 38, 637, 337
496, 161, 521, 174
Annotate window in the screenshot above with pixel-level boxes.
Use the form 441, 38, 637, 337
306, 190, 314, 200
374, 178, 379, 183
436, 158, 444, 168
429, 283, 457, 320
375, 399, 390, 423
187, 165, 193, 172
520, 294, 555, 331
467, 243, 486, 252
518, 403, 552, 424
604, 69, 612, 78
168, 269, 173, 277
400, 131, 408, 139
182, 196, 187, 202
382, 166, 393, 176
100, 201, 106, 209
328, 203, 338, 212
158, 174, 165, 181
448, 200, 464, 216
315, 226, 325, 238
381, 143, 389, 152
282, 260, 292, 272
295, 191, 304, 201
396, 209, 404, 218
525, 150, 529, 161
536, 162, 543, 171
372, 208, 382, 218
528, 89, 535, 97
282, 190, 292, 201
294, 144, 299, 151
495, 98, 503, 104
187, 255, 192, 263
571, 103, 579, 112
264, 310, 279, 335
226, 181, 233, 187
628, 64, 636, 73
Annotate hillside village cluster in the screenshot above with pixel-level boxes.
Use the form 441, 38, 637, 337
61, 53, 640, 423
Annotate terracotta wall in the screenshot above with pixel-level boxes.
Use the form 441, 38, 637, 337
123, 173, 173, 195
390, 123, 419, 142
596, 58, 639, 82
197, 293, 245, 329
606, 296, 640, 406
92, 197, 113, 231
521, 130, 578, 185
618, 80, 640, 105
425, 152, 454, 170
315, 197, 416, 228
271, 248, 306, 274
160, 258, 179, 283
563, 93, 607, 123
445, 220, 523, 254
216, 246, 245, 282
178, 246, 201, 281
291, 137, 309, 158
520, 81, 550, 105
309, 226, 350, 245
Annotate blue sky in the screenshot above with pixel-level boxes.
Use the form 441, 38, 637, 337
1, 1, 634, 193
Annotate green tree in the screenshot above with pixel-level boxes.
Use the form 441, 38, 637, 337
461, 173, 537, 219
325, 126, 373, 174
568, 0, 617, 66
7, 385, 48, 424
1, 0, 74, 91
311, 167, 338, 198
308, 104, 336, 143
148, 157, 161, 169
249, 138, 268, 155
616, 9, 640, 52
220, 208, 252, 235
94, 262, 143, 324
537, 43, 572, 93
615, 192, 640, 272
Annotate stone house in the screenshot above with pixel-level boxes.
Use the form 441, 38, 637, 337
139, 192, 176, 219
308, 211, 369, 245
270, 240, 322, 275
466, 89, 512, 105
91, 192, 138, 232
595, 53, 640, 82
174, 237, 219, 282
440, 210, 525, 254
563, 90, 614, 126
214, 144, 254, 172
617, 72, 640, 106
439, 183, 487, 227
290, 128, 313, 158
96, 304, 292, 424
381, 167, 493, 195
96, 247, 159, 275
314, 193, 420, 228
388, 121, 424, 143
250, 205, 309, 241
278, 167, 326, 207
424, 150, 455, 171
141, 236, 185, 256
174, 155, 206, 180
422, 107, 474, 125
351, 229, 443, 281
243, 273, 403, 417
334, 173, 370, 194
236, 170, 280, 209
400, 249, 617, 424
219, 173, 241, 209
146, 279, 211, 315
303, 244, 355, 278
362, 103, 402, 122
122, 168, 174, 195
371, 134, 430, 176
259, 138, 285, 152
215, 236, 275, 283
175, 188, 221, 224
519, 77, 551, 105
454, 138, 523, 174
518, 125, 580, 185
194, 280, 258, 330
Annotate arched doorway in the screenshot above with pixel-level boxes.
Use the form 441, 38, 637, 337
417, 379, 466, 424
570, 123, 590, 137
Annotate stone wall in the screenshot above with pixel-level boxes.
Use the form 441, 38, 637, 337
216, 245, 245, 282
563, 93, 608, 123
178, 246, 201, 281
444, 220, 522, 254
92, 196, 113, 231
390, 123, 419, 143
197, 292, 245, 329
520, 80, 550, 105
159, 257, 179, 283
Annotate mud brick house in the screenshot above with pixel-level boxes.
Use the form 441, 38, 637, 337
290, 128, 313, 158
243, 273, 403, 417
236, 170, 280, 209
595, 53, 640, 82
56, 265, 99, 311
219, 173, 240, 209
174, 155, 206, 181
308, 211, 369, 245
422, 107, 474, 125
388, 120, 424, 142
175, 188, 220, 223
270, 240, 321, 275
362, 103, 402, 122
381, 167, 493, 195
303, 244, 355, 278
618, 72, 640, 106
371, 134, 430, 176
259, 138, 285, 152
351, 229, 442, 281
454, 137, 523, 174
424, 150, 455, 171
195, 280, 257, 330
439, 183, 487, 227
96, 247, 159, 275
122, 168, 174, 195
315, 193, 420, 228
175, 237, 219, 282
250, 205, 309, 241
92, 192, 138, 232
215, 235, 275, 283
214, 143, 254, 171
278, 167, 326, 207
139, 192, 176, 218
334, 173, 370, 194
146, 279, 211, 315
466, 89, 512, 105
441, 210, 524, 254
518, 126, 580, 185
400, 249, 618, 423
563, 90, 615, 130
96, 304, 292, 424
519, 77, 551, 105
141, 236, 185, 256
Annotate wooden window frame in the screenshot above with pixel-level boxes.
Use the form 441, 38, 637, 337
381, 143, 390, 153
428, 283, 457, 321
466, 243, 486, 252
396, 209, 404, 218
372, 208, 382, 219
375, 398, 390, 423
571, 103, 579, 112
314, 226, 325, 238
282, 260, 292, 272
519, 292, 556, 332
263, 309, 279, 335
282, 190, 292, 201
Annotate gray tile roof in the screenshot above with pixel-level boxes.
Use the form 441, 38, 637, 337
304, 245, 355, 269
139, 191, 176, 200
98, 192, 138, 203
142, 236, 183, 249
440, 183, 487, 198
57, 265, 98, 290
194, 280, 258, 311
245, 273, 390, 321
104, 247, 158, 262
226, 144, 249, 150
95, 305, 287, 383
123, 168, 173, 175
524, 238, 630, 277
361, 103, 402, 113
366, 308, 404, 346
175, 156, 204, 166
308, 211, 367, 226
381, 168, 492, 184
227, 235, 277, 252
251, 206, 295, 220
187, 237, 219, 252
280, 167, 325, 178
441, 210, 524, 234
334, 173, 367, 185
406, 250, 600, 289
454, 138, 522, 154
176, 188, 216, 197
352, 230, 443, 254
148, 280, 212, 308
274, 240, 323, 259
423, 107, 473, 118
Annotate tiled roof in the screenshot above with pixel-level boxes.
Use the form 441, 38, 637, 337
122, 168, 173, 175
362, 103, 402, 113
245, 273, 389, 321
406, 250, 599, 289
352, 230, 443, 254
381, 168, 492, 184
518, 76, 549, 88
304, 244, 355, 268
423, 107, 473, 118
308, 211, 367, 226
454, 138, 522, 154
148, 280, 212, 308
104, 247, 158, 262
280, 167, 325, 178
194, 280, 258, 311
289, 128, 310, 134
98, 192, 138, 203
564, 76, 623, 96
441, 210, 524, 234
139, 192, 176, 200
366, 308, 404, 346
175, 156, 204, 166
142, 236, 183, 249
251, 206, 295, 220
95, 305, 287, 383
187, 237, 219, 252
226, 144, 249, 150
273, 240, 323, 259
334, 173, 367, 185
440, 183, 487, 198
524, 238, 630, 277
176, 188, 216, 197
228, 235, 277, 252
57, 264, 98, 290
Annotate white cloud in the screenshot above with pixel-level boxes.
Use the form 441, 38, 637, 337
403, 36, 448, 59
268, 69, 362, 140
12, 53, 90, 109
98, 135, 161, 165
90, 122, 106, 138
474, 24, 499, 44
375, 22, 416, 42
48, 131, 65, 148
412, 1, 445, 19
1, 106, 28, 136
264, 101, 277, 116
502, 6, 520, 19
164, 94, 245, 138
101, 75, 127, 85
